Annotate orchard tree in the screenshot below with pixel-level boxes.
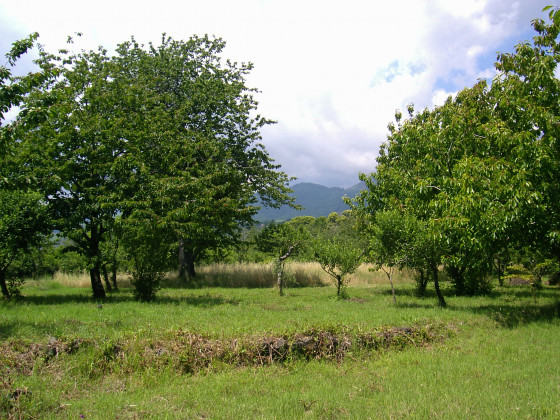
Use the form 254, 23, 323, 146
366, 210, 415, 303
16, 39, 129, 298
490, 5, 560, 267
14, 34, 295, 297
256, 221, 307, 295
0, 191, 49, 298
311, 212, 366, 297
111, 35, 296, 283
352, 5, 560, 299
1, 33, 52, 298
120, 215, 174, 301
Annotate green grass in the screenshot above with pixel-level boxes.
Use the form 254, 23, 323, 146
1, 276, 559, 419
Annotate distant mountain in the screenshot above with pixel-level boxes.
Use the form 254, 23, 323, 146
256, 181, 366, 222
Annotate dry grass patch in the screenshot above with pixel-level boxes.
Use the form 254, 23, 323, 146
24, 263, 416, 291
193, 262, 415, 289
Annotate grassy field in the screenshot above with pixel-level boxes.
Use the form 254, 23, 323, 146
1, 264, 559, 419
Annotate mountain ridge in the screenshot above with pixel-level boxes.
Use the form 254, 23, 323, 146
256, 181, 366, 222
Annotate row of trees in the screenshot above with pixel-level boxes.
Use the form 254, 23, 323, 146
351, 6, 560, 306
1, 211, 367, 299
1, 33, 296, 299
2, 7, 559, 304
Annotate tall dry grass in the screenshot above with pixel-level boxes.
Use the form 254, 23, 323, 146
31, 263, 415, 290
33, 271, 133, 288
193, 262, 415, 288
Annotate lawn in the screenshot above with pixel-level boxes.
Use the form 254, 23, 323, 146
1, 274, 559, 419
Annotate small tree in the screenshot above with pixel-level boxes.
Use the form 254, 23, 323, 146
121, 219, 173, 302
367, 210, 418, 303
308, 212, 366, 297
256, 222, 306, 295
0, 191, 50, 298
312, 235, 364, 298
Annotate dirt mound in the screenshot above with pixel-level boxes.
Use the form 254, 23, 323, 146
0, 323, 453, 379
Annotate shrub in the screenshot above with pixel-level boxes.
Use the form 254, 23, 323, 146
131, 271, 163, 302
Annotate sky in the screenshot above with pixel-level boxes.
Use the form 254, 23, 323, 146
0, 0, 554, 187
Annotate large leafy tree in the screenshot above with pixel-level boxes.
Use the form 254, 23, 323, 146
353, 6, 560, 300
14, 34, 294, 297
111, 35, 295, 282
491, 5, 560, 263
16, 39, 129, 298
1, 33, 51, 298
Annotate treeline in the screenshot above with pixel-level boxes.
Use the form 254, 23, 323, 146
3, 211, 366, 298
2, 7, 560, 304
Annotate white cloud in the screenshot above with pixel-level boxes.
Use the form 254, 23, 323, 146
0, 0, 553, 186
435, 0, 487, 18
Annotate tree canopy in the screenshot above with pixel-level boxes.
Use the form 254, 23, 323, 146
352, 6, 560, 303
8, 33, 295, 298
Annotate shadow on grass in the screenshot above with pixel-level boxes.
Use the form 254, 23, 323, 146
0, 320, 84, 340
5, 289, 240, 307
379, 283, 559, 299
461, 302, 560, 328
391, 285, 560, 327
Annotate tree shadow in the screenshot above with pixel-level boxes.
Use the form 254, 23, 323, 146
392, 285, 560, 327
0, 319, 82, 340
454, 301, 560, 328
154, 293, 240, 307
13, 292, 134, 305
6, 289, 240, 307
0, 322, 22, 339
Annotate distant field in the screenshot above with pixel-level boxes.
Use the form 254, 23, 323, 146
1, 269, 559, 419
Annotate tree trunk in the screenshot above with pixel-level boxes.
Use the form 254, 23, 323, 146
416, 268, 428, 296
90, 267, 106, 298
382, 266, 396, 303
185, 248, 196, 278
102, 264, 112, 292
276, 244, 296, 296
277, 261, 285, 296
431, 264, 446, 307
110, 237, 119, 290
336, 275, 342, 296
111, 262, 118, 290
447, 265, 466, 295
87, 224, 106, 298
0, 269, 10, 299
178, 238, 187, 283
495, 258, 505, 287
178, 239, 197, 284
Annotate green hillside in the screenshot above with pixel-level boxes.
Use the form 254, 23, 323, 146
256, 182, 365, 222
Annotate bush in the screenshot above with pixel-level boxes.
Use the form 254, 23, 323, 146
131, 271, 163, 302
548, 271, 560, 286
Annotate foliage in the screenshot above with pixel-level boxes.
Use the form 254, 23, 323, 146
256, 221, 309, 294
108, 35, 296, 282
0, 191, 49, 298
1, 34, 54, 299
311, 212, 366, 297
12, 33, 295, 298
121, 218, 174, 301
352, 6, 560, 301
